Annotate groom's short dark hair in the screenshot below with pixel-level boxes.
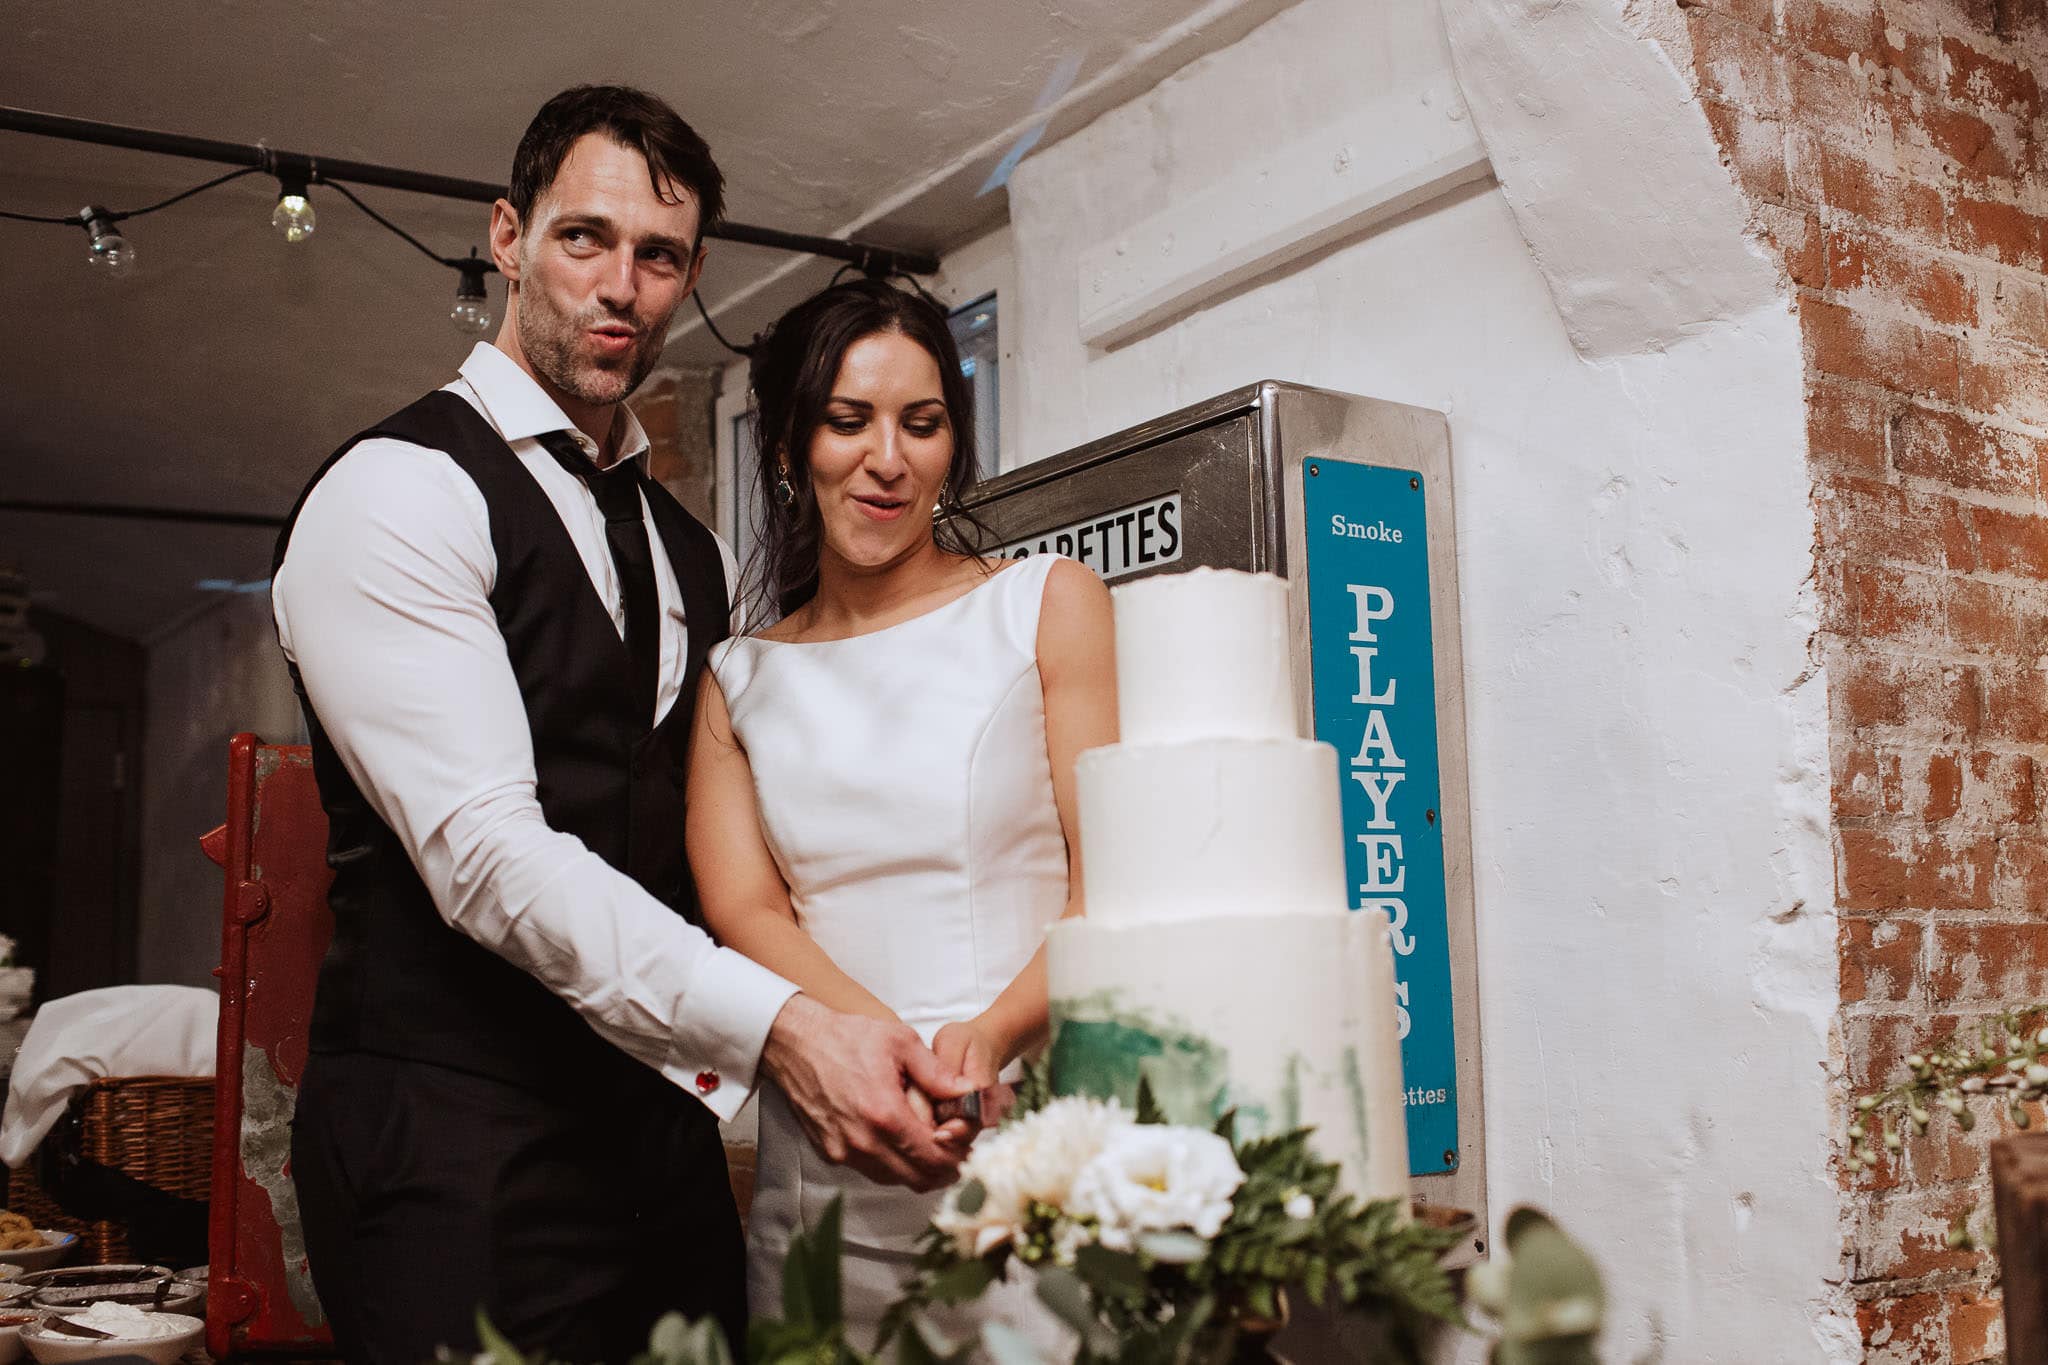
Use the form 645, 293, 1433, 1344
509, 85, 725, 240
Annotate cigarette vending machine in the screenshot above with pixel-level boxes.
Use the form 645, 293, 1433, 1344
962, 382, 1484, 1232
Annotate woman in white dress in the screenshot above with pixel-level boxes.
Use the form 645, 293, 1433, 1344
684, 280, 1116, 1347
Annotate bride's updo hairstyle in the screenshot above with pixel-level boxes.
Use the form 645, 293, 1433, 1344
747, 279, 986, 621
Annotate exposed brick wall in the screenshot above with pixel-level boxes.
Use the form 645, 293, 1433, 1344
638, 364, 720, 528
1685, 0, 2047, 1355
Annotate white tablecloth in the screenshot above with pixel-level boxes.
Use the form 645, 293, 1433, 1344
0, 986, 217, 1168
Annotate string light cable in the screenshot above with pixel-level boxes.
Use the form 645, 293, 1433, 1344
691, 289, 754, 358
0, 162, 499, 331
0, 109, 939, 341
0, 166, 266, 277
320, 178, 500, 334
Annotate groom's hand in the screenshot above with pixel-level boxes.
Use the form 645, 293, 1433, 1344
761, 994, 973, 1192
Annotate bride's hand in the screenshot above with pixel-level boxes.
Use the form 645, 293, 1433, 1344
930, 1020, 1019, 1139
932, 1019, 1000, 1092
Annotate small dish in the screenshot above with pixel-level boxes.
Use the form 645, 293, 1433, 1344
21, 1310, 204, 1365
13, 1270, 170, 1296
171, 1267, 205, 1318
0, 1237, 76, 1274
0, 1308, 37, 1365
29, 1281, 204, 1319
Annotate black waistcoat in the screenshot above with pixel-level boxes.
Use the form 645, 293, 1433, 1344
273, 390, 730, 1101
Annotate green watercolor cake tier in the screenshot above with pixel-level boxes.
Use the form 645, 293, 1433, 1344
1047, 909, 1409, 1203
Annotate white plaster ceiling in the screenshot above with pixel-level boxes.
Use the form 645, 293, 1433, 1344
0, 0, 1294, 642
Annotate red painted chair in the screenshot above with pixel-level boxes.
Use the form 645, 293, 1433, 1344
200, 734, 334, 1359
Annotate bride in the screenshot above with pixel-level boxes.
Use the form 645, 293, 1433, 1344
685, 278, 1115, 1347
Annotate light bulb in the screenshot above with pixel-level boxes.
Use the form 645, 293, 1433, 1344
271, 193, 317, 244
450, 294, 493, 335
80, 208, 135, 278
450, 252, 494, 335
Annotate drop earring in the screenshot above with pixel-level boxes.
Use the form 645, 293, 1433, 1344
773, 464, 796, 507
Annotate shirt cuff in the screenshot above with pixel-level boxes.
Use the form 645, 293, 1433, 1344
665, 947, 799, 1122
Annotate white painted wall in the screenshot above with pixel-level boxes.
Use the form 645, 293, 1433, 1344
987, 0, 1851, 1354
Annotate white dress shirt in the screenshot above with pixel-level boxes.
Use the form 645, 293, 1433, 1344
272, 342, 794, 1120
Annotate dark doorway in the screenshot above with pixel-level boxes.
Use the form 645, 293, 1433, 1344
2, 610, 145, 1003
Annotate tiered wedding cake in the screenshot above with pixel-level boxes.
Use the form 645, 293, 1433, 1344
1047, 568, 1410, 1203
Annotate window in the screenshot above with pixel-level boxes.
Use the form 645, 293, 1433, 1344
947, 292, 1000, 481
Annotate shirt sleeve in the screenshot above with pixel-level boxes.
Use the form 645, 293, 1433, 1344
711, 528, 746, 635
272, 438, 794, 1119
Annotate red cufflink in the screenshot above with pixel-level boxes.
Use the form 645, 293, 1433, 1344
695, 1070, 721, 1095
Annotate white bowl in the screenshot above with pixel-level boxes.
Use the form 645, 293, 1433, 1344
0, 1238, 76, 1274
21, 1311, 204, 1365
29, 1283, 204, 1320
0, 1308, 36, 1365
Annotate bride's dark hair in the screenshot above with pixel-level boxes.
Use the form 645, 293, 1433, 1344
744, 279, 989, 622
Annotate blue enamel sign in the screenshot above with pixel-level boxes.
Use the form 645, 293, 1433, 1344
1301, 459, 1458, 1175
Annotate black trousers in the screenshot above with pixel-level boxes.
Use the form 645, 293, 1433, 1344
290, 1052, 747, 1365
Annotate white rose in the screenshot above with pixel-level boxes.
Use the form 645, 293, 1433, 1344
933, 1156, 1029, 1258
1051, 1219, 1097, 1266
932, 1096, 1131, 1258
1068, 1125, 1244, 1252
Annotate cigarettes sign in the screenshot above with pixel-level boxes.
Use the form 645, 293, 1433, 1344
994, 492, 1183, 582
1301, 458, 1458, 1176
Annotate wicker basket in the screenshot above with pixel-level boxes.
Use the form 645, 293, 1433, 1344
5, 1075, 214, 1263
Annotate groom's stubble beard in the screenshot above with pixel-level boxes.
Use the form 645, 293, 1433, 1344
514, 269, 674, 410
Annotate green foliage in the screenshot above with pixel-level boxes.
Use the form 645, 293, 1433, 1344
471, 1071, 1609, 1365
1195, 1128, 1464, 1343
1464, 1207, 1605, 1365
475, 1306, 528, 1365
1011, 1055, 1055, 1117
1847, 1001, 2048, 1174
1134, 1075, 1167, 1127
885, 1101, 1465, 1365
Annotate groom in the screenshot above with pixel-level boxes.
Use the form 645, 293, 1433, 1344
272, 86, 969, 1365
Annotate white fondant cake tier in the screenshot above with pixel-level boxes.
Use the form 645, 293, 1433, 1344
1113, 568, 1295, 745
1076, 737, 1348, 927
1047, 909, 1410, 1205
1053, 566, 1409, 1206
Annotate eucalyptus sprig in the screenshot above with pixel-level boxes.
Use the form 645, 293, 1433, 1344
1845, 1002, 2048, 1177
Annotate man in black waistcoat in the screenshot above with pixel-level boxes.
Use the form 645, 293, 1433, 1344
272, 86, 972, 1365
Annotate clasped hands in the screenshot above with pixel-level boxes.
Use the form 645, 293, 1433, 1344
761, 996, 1016, 1192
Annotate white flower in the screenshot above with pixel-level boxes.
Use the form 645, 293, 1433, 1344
1051, 1219, 1097, 1266
932, 1096, 1131, 1259
1067, 1124, 1244, 1252
1284, 1191, 1315, 1221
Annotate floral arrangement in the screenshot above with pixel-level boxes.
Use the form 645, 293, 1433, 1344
471, 1068, 1617, 1364
471, 1190, 1608, 1365
875, 1070, 1464, 1363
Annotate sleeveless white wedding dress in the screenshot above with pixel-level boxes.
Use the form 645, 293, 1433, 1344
708, 554, 1070, 1350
